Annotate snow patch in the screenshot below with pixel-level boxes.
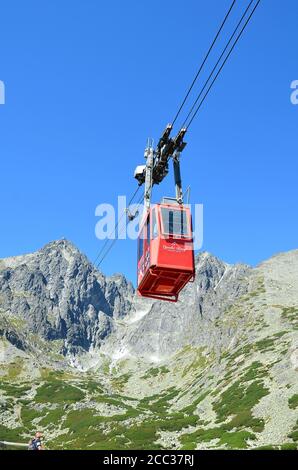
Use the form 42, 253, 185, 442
109, 346, 130, 373
124, 306, 152, 324
62, 247, 74, 264
214, 265, 231, 291
148, 354, 162, 364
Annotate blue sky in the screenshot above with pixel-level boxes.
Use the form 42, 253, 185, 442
0, 0, 297, 283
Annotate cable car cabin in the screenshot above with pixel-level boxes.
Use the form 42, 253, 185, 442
137, 201, 195, 302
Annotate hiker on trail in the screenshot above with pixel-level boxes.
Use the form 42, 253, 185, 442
28, 432, 45, 450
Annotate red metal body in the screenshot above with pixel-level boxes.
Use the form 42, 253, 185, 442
137, 202, 195, 302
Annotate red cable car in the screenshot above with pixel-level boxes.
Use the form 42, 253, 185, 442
137, 200, 195, 302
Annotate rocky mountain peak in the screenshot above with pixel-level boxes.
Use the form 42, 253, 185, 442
1, 240, 296, 366
0, 240, 253, 360
0, 240, 134, 355
1, 243, 297, 450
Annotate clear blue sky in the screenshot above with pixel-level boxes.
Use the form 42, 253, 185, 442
0, 0, 297, 283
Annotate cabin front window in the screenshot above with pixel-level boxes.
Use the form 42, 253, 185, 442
161, 207, 190, 237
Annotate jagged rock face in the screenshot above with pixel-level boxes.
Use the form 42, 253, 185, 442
0, 240, 251, 359
0, 240, 134, 354
109, 253, 251, 360
1, 243, 298, 450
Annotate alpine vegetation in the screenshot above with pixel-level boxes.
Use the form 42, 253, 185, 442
0, 240, 297, 450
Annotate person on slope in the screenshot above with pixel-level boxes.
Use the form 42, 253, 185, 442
28, 431, 45, 450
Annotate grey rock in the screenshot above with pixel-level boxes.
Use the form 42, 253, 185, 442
0, 241, 251, 360
0, 239, 134, 355
113, 252, 251, 359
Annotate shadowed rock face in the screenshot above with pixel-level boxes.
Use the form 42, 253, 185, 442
0, 240, 134, 354
0, 242, 298, 450
104, 252, 252, 360
0, 240, 251, 359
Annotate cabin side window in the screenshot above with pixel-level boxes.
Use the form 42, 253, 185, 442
161, 208, 190, 237
138, 228, 144, 261
151, 209, 158, 239
147, 214, 150, 242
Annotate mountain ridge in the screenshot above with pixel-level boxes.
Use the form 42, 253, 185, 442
0, 239, 253, 361
0, 240, 297, 450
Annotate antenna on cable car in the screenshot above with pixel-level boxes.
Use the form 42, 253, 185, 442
143, 138, 154, 215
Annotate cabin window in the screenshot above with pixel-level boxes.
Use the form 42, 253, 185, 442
161, 207, 190, 237
151, 209, 158, 239
138, 229, 144, 260
147, 214, 150, 242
